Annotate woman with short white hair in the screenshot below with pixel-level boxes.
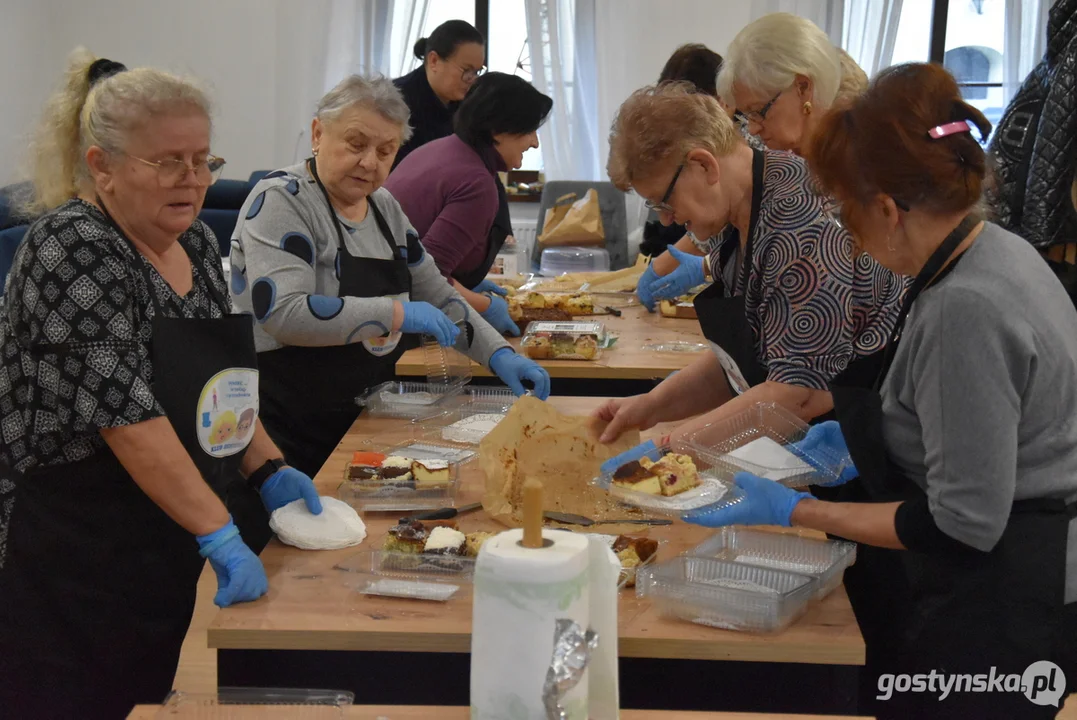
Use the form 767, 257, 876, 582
231, 74, 549, 477
0, 50, 321, 718
718, 12, 866, 155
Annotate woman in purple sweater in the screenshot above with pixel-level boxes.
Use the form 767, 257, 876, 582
385, 73, 552, 335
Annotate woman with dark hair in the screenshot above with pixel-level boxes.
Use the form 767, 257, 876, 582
393, 19, 485, 169
658, 43, 723, 96
385, 72, 553, 336
684, 63, 1077, 719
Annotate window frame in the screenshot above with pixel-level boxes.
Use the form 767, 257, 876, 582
929, 0, 1003, 92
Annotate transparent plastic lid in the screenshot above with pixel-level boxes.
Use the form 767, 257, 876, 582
335, 549, 476, 583
158, 688, 352, 718
354, 381, 462, 420
690, 527, 856, 599
636, 556, 815, 633
592, 442, 746, 518
520, 320, 606, 361
684, 402, 853, 487
641, 342, 708, 353
422, 317, 472, 388
540, 246, 611, 276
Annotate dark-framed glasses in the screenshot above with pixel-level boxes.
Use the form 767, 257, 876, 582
128, 154, 226, 187
455, 62, 486, 83
741, 89, 784, 124
644, 162, 685, 214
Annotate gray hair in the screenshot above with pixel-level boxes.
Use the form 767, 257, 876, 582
316, 74, 413, 144
717, 13, 843, 111
25, 47, 212, 214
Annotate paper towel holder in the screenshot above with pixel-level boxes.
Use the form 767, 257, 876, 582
519, 478, 554, 549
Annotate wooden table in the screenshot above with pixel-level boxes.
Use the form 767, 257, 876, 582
208, 397, 863, 712
395, 305, 708, 380
129, 705, 870, 719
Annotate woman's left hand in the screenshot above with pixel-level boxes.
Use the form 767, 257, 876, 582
480, 295, 521, 337
259, 467, 323, 514
682, 472, 811, 527
489, 348, 551, 399
650, 245, 706, 301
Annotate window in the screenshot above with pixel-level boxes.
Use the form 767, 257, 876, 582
484, 0, 545, 171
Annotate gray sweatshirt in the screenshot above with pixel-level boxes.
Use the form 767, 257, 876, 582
881, 222, 1077, 602
228, 162, 509, 366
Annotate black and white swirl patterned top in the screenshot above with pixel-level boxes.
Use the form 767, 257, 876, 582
708, 150, 907, 390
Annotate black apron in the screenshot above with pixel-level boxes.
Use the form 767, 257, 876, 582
257, 158, 412, 478
830, 217, 1077, 719
0, 210, 260, 719
452, 169, 512, 291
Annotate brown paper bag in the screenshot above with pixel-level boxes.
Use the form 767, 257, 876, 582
537, 189, 606, 246
479, 396, 646, 532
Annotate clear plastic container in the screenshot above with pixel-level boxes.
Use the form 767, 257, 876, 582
158, 688, 352, 718
636, 556, 815, 633
334, 549, 475, 601
354, 380, 462, 420
337, 444, 461, 512
684, 402, 853, 487
592, 442, 745, 517
689, 527, 856, 599
540, 246, 611, 276
520, 320, 606, 361
641, 342, 708, 353
422, 318, 472, 389
428, 410, 508, 445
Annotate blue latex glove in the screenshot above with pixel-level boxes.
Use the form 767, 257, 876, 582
480, 294, 521, 337
471, 279, 508, 296
636, 263, 662, 312
400, 301, 460, 346
259, 466, 323, 514
196, 517, 269, 608
682, 472, 812, 527
489, 347, 551, 399
791, 421, 859, 486
650, 246, 706, 301
599, 439, 659, 475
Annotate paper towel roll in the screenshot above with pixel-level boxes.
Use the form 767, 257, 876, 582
471, 528, 592, 720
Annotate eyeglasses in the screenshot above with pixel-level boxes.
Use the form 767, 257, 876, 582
127, 154, 226, 187
451, 61, 486, 83
645, 163, 685, 214
741, 89, 784, 124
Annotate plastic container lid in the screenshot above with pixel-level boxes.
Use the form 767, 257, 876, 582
641, 342, 709, 353
635, 555, 815, 633
335, 550, 475, 601
354, 381, 462, 420
540, 246, 611, 276
683, 402, 853, 487
158, 688, 352, 718
422, 318, 472, 389
591, 442, 746, 517
689, 527, 856, 599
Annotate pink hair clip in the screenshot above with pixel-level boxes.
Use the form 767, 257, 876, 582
928, 120, 972, 139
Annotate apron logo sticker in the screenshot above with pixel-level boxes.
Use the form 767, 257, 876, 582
197, 368, 258, 458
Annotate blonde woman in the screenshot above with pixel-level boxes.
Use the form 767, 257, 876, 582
0, 51, 320, 718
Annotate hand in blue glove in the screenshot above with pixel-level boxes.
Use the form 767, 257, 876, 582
682, 472, 812, 528
480, 294, 521, 337
196, 517, 269, 608
489, 347, 551, 399
636, 262, 662, 312
259, 466, 323, 514
471, 278, 508, 296
791, 421, 859, 486
650, 245, 706, 301
400, 301, 460, 346
599, 439, 660, 475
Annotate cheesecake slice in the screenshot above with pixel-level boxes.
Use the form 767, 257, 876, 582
642, 453, 701, 496
610, 459, 662, 496
411, 459, 451, 488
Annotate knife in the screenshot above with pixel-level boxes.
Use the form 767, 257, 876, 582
543, 510, 672, 527
404, 502, 482, 522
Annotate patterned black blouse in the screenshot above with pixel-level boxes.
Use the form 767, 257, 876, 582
0, 199, 228, 475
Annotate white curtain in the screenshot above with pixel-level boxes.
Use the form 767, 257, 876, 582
524, 0, 602, 180
1003, 0, 1050, 106
751, 0, 845, 46
842, 0, 903, 76
323, 0, 424, 87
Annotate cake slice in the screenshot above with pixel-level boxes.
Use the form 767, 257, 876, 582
562, 293, 594, 315
383, 519, 427, 554
612, 535, 660, 588
423, 526, 466, 556
347, 451, 386, 480
642, 453, 701, 496
378, 456, 414, 485
411, 459, 451, 488
464, 531, 494, 558
573, 334, 599, 359
610, 460, 662, 496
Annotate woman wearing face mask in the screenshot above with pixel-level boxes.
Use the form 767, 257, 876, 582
594, 83, 903, 446
393, 19, 486, 170
638, 14, 870, 308
230, 75, 549, 478
385, 73, 551, 335
681, 63, 1077, 720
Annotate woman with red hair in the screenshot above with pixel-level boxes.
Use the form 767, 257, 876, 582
683, 63, 1077, 719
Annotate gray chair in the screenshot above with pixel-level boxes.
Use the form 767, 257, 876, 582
531, 181, 629, 272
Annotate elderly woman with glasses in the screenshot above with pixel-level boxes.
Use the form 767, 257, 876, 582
0, 51, 319, 719
230, 75, 549, 479
594, 83, 904, 448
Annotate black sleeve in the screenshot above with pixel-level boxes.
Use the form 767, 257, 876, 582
894, 496, 989, 554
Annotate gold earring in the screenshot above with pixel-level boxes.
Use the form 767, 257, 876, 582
802, 101, 813, 115
312, 148, 319, 156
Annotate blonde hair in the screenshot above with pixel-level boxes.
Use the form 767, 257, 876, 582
607, 82, 741, 190
836, 49, 869, 105
24, 47, 212, 214
717, 13, 843, 111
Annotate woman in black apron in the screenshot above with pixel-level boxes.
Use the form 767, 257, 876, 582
0, 58, 317, 718
596, 83, 904, 445
683, 64, 1077, 719
230, 75, 550, 479
385, 72, 553, 337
